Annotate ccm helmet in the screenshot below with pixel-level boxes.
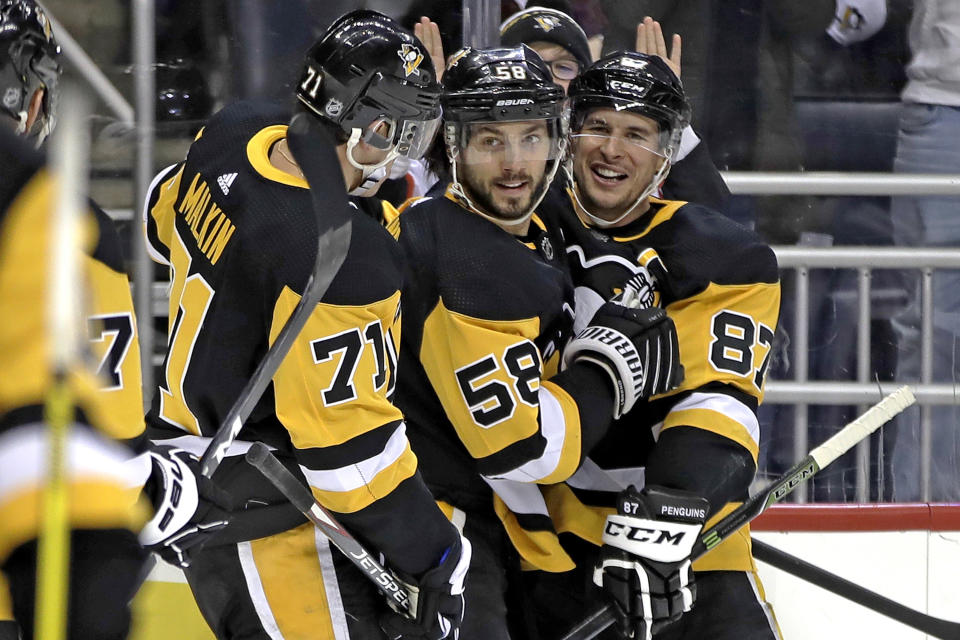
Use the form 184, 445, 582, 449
295, 10, 442, 195
567, 51, 690, 227
441, 45, 566, 225
0, 0, 60, 143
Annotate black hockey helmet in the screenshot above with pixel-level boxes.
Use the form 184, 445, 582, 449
0, 0, 60, 142
565, 52, 691, 228
500, 7, 592, 72
441, 45, 564, 126
295, 9, 441, 162
568, 51, 690, 158
440, 46, 567, 225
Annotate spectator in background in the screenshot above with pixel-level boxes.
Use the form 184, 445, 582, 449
890, 0, 960, 502
500, 5, 592, 93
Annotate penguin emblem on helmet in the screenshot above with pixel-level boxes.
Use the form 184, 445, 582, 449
398, 43, 424, 77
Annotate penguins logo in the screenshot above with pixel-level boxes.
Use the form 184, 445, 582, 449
534, 15, 561, 32
398, 43, 424, 77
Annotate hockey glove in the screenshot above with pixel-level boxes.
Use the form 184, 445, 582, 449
139, 445, 233, 568
563, 302, 683, 418
380, 533, 472, 640
594, 485, 708, 640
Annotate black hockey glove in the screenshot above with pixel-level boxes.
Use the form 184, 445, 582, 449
139, 445, 233, 568
563, 302, 683, 418
380, 533, 472, 640
594, 485, 708, 640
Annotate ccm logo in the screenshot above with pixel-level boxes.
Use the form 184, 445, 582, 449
496, 98, 534, 106
609, 80, 644, 94
605, 521, 686, 545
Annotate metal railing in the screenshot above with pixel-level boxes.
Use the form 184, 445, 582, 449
41, 0, 956, 504
768, 247, 960, 502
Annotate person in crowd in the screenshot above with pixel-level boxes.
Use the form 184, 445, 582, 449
890, 0, 960, 502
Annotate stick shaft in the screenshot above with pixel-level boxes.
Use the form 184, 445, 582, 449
245, 444, 411, 612
751, 539, 960, 640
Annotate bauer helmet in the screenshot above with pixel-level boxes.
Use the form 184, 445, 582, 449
441, 45, 566, 225
0, 0, 60, 143
295, 9, 442, 195
566, 51, 690, 227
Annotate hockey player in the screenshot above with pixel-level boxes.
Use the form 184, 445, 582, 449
142, 10, 470, 639
1, 3, 234, 638
389, 45, 683, 639
524, 51, 783, 639
0, 123, 153, 640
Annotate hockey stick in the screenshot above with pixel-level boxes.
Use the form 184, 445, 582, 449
244, 443, 412, 612
751, 538, 960, 639
36, 89, 90, 640
198, 113, 352, 478
559, 385, 916, 640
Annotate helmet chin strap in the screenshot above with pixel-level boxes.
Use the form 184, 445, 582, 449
345, 128, 398, 197
566, 155, 672, 229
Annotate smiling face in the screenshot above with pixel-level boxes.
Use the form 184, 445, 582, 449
458, 119, 553, 221
571, 107, 667, 225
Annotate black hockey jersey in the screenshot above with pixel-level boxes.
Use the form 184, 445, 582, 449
143, 101, 456, 573
390, 188, 616, 571
537, 187, 781, 572
0, 129, 148, 562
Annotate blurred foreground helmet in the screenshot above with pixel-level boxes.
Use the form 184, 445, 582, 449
0, 0, 60, 143
295, 9, 442, 173
441, 45, 566, 225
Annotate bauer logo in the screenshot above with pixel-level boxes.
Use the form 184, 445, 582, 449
496, 98, 534, 106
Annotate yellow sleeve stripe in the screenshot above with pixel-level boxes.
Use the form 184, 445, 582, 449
693, 502, 756, 572
308, 443, 417, 514
663, 405, 759, 462
0, 481, 149, 562
493, 494, 576, 573
490, 380, 581, 484
421, 300, 543, 458
145, 164, 184, 265
542, 482, 613, 545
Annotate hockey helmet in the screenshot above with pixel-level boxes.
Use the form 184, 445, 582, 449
0, 0, 60, 142
440, 46, 566, 225
565, 51, 690, 228
568, 51, 689, 159
295, 9, 441, 164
